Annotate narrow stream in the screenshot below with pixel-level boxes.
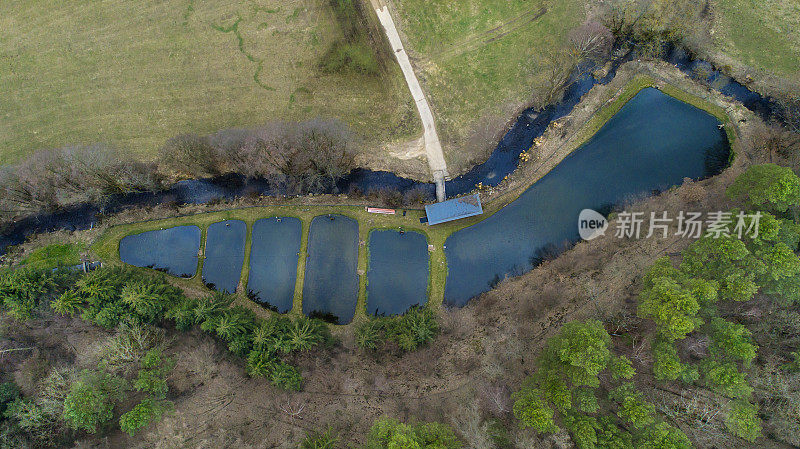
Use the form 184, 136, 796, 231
0, 47, 774, 259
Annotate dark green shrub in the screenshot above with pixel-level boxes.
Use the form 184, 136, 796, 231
357, 307, 440, 352
134, 349, 175, 399
62, 370, 126, 433
270, 361, 302, 391
0, 267, 71, 321
119, 398, 168, 437
0, 382, 20, 416
355, 320, 383, 350
166, 297, 198, 331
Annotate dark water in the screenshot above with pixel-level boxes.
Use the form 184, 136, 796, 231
118, 225, 200, 278
366, 230, 430, 316
246, 217, 302, 313
202, 220, 247, 294
302, 215, 359, 324
0, 46, 771, 259
443, 88, 731, 305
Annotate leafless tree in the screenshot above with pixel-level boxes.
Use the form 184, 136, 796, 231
481, 383, 511, 416
569, 20, 615, 63
160, 133, 222, 178
278, 396, 306, 420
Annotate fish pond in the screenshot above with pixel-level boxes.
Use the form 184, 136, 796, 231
246, 217, 302, 313
443, 87, 730, 305
366, 229, 429, 316
302, 215, 359, 324
202, 220, 247, 294
118, 225, 200, 278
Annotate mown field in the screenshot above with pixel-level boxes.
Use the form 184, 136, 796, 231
393, 0, 585, 172
0, 0, 417, 164
712, 0, 800, 77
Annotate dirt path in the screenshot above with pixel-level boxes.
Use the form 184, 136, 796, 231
372, 1, 448, 201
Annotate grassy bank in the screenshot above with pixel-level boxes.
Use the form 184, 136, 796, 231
0, 0, 416, 164
393, 0, 585, 172
711, 0, 800, 78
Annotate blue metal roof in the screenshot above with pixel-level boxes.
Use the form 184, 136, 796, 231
425, 193, 483, 225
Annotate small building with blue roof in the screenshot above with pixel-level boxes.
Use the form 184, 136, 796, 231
424, 193, 483, 225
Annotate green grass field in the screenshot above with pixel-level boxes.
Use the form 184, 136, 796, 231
394, 0, 585, 171
712, 0, 800, 77
0, 0, 417, 164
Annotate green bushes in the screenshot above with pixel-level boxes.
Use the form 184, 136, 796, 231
364, 417, 461, 449
56, 267, 183, 328
724, 400, 762, 443
511, 320, 689, 449
630, 165, 800, 443
355, 306, 439, 352
119, 398, 168, 437
242, 315, 331, 391
45, 266, 332, 391
726, 164, 800, 213
134, 349, 175, 399
61, 370, 127, 434
300, 428, 339, 449
0, 267, 76, 321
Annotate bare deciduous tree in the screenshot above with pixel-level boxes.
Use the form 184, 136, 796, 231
569, 20, 615, 63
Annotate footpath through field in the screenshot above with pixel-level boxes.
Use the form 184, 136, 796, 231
371, 0, 449, 201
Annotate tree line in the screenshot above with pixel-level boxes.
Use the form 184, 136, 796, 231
0, 119, 358, 221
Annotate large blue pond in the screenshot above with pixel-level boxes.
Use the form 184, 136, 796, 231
443, 88, 730, 305
302, 215, 359, 324
366, 230, 429, 316
247, 217, 302, 313
119, 225, 200, 278
202, 220, 247, 294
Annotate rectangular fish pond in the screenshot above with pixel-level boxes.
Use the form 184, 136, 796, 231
302, 214, 359, 324
119, 225, 201, 278
246, 217, 302, 313
366, 229, 430, 316
443, 87, 731, 306
202, 220, 247, 294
